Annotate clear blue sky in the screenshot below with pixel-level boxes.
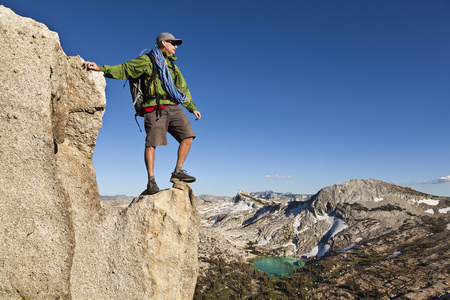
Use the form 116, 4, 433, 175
4, 0, 449, 197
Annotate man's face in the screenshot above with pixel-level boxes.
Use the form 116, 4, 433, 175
162, 40, 178, 56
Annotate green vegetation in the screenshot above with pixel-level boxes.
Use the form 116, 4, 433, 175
194, 252, 346, 299
244, 241, 265, 256
421, 216, 447, 233
194, 253, 309, 299
370, 204, 403, 212
345, 202, 369, 212
343, 202, 404, 212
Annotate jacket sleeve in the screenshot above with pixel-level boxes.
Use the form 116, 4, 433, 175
99, 55, 151, 80
173, 64, 198, 113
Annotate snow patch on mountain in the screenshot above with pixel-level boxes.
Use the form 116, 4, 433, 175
439, 207, 450, 214
412, 199, 440, 206
302, 213, 348, 258
340, 237, 363, 253
199, 203, 232, 215
317, 214, 348, 239
387, 251, 402, 259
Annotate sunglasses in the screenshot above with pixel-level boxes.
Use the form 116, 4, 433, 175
166, 40, 178, 46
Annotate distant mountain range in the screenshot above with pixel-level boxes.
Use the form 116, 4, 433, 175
100, 194, 134, 201
100, 190, 312, 203
194, 178, 450, 299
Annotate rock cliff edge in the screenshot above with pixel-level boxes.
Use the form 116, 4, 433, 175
0, 6, 199, 300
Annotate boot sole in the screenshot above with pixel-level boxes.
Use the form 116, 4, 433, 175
170, 177, 196, 183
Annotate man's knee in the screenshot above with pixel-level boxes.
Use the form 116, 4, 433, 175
182, 137, 194, 144
145, 146, 156, 156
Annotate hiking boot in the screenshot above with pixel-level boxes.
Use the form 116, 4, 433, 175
170, 169, 196, 183
141, 180, 160, 195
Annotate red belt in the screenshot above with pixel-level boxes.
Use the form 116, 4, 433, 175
143, 104, 177, 113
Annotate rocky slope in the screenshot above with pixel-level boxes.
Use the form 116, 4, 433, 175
0, 6, 199, 300
196, 179, 450, 298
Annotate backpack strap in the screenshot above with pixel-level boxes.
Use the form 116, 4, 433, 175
146, 53, 158, 85
169, 61, 177, 82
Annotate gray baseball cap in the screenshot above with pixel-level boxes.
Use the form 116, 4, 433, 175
156, 32, 183, 45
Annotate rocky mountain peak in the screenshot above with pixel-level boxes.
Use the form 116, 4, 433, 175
0, 6, 199, 300
309, 178, 444, 218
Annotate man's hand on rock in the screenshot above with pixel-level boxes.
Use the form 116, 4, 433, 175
82, 61, 100, 71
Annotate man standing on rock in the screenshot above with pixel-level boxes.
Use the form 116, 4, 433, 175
83, 32, 201, 195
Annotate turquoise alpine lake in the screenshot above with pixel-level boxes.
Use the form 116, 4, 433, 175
252, 256, 305, 278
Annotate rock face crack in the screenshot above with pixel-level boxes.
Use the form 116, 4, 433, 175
70, 107, 105, 114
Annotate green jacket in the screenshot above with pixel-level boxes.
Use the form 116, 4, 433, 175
99, 53, 197, 113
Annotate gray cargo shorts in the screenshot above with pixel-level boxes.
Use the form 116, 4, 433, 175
144, 105, 195, 147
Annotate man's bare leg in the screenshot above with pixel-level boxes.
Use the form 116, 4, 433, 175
176, 137, 193, 170
145, 146, 156, 177
171, 137, 196, 183
142, 146, 159, 194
